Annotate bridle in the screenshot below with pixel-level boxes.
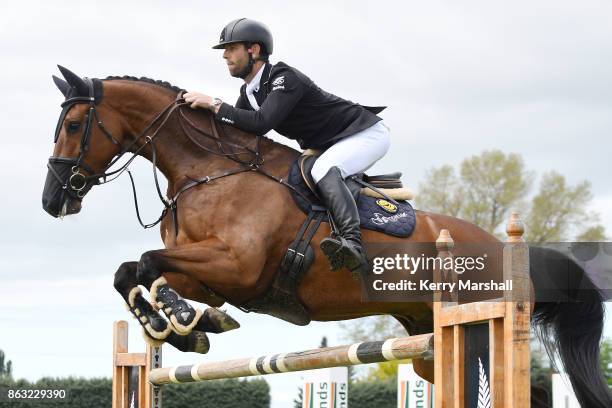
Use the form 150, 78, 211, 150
48, 78, 309, 233
49, 78, 117, 199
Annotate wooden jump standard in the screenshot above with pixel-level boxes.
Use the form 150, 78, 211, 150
113, 320, 162, 408
433, 213, 530, 408
112, 212, 530, 408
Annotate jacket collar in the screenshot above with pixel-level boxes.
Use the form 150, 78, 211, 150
240, 62, 273, 106
254, 63, 273, 105
260, 62, 273, 89
241, 62, 272, 96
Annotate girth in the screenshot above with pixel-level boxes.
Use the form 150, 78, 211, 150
241, 205, 326, 325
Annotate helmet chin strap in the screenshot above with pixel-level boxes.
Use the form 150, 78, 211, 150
237, 51, 255, 79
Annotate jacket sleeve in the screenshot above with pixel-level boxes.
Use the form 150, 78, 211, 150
215, 70, 304, 135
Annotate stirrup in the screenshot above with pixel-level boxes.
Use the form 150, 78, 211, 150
320, 236, 367, 276
320, 236, 345, 271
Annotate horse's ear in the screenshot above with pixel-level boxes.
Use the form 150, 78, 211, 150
57, 65, 88, 96
52, 75, 71, 97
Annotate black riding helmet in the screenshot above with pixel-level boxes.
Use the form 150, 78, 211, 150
212, 18, 273, 56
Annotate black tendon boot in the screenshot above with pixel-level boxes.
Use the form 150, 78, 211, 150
317, 167, 369, 277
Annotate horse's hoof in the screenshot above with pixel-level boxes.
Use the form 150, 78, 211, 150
166, 331, 210, 354
197, 308, 241, 333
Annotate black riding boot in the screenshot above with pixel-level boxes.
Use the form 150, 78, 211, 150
317, 167, 369, 276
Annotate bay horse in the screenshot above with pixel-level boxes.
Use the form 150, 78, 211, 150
42, 66, 610, 408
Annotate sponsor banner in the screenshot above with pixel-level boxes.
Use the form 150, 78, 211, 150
303, 367, 348, 408
397, 364, 433, 408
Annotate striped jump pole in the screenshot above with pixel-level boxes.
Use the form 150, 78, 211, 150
148, 333, 434, 385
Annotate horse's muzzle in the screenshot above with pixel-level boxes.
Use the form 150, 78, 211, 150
42, 157, 88, 217
42, 182, 82, 218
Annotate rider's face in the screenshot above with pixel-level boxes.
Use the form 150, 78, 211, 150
223, 43, 250, 78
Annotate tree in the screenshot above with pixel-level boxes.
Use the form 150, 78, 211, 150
338, 316, 404, 344
293, 387, 303, 408
601, 338, 612, 387
459, 150, 532, 235
0, 350, 12, 380
525, 172, 605, 242
365, 360, 405, 381
576, 225, 607, 242
417, 150, 533, 236
415, 165, 463, 217
416, 150, 605, 241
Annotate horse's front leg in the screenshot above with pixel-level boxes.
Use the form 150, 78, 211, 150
136, 237, 247, 336
114, 261, 172, 339
113, 261, 210, 354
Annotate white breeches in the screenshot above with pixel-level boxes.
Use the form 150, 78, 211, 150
310, 121, 391, 183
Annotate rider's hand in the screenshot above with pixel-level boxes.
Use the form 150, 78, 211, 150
184, 92, 213, 110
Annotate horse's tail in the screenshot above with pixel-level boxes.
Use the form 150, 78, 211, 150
530, 246, 611, 408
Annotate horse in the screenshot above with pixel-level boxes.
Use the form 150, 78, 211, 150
42, 66, 611, 408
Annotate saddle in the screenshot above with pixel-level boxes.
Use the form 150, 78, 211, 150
242, 154, 417, 327
298, 154, 413, 201
291, 155, 417, 238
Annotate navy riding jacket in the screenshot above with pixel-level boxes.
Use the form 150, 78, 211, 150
215, 61, 384, 149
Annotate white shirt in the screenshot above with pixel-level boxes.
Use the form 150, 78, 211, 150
245, 64, 266, 111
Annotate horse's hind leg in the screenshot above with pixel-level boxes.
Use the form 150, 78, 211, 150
113, 261, 209, 353
136, 242, 242, 336
411, 358, 434, 384
394, 314, 435, 383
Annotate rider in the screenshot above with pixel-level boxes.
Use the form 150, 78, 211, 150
184, 18, 391, 275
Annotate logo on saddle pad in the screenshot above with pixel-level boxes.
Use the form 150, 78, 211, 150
376, 199, 397, 214
371, 211, 408, 226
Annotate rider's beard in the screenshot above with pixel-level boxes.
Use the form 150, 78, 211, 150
230, 55, 254, 79
229, 66, 244, 78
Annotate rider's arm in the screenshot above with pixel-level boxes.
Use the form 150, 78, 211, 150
216, 71, 304, 135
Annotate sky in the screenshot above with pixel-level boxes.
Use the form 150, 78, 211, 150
0, 1, 611, 407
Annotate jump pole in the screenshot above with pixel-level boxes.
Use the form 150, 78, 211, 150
148, 333, 434, 385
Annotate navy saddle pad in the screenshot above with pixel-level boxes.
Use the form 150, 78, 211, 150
287, 157, 416, 238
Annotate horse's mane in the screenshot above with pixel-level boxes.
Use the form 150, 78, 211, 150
102, 75, 283, 147
104, 75, 184, 93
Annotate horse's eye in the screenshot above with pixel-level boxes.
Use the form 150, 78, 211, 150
67, 121, 81, 133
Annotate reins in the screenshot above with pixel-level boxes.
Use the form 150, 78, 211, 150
57, 89, 313, 234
